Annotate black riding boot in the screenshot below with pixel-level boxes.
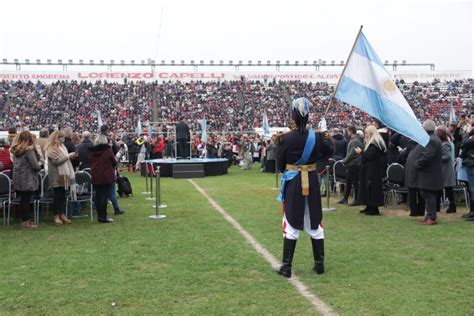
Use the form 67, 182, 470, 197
277, 238, 297, 278
311, 238, 325, 275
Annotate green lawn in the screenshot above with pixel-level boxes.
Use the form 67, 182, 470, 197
1, 165, 473, 315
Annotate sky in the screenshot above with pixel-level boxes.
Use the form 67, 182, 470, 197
0, 0, 472, 72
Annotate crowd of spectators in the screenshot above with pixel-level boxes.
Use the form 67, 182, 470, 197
0, 124, 127, 228
1, 79, 471, 135
0, 80, 153, 133
0, 75, 474, 228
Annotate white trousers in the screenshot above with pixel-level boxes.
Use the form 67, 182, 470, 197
282, 199, 324, 240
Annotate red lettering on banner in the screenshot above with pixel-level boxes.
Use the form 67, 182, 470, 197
0, 70, 469, 83
77, 72, 151, 79
30, 74, 70, 80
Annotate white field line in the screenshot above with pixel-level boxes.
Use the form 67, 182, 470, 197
188, 179, 338, 316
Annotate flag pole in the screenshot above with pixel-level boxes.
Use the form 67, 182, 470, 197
323, 25, 364, 118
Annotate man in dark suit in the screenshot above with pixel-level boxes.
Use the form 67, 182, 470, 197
276, 97, 333, 278
63, 127, 79, 169
76, 131, 93, 170
175, 117, 190, 159
412, 120, 443, 225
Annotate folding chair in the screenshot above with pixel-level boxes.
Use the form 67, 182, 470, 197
0, 173, 12, 226
327, 158, 336, 193
452, 159, 470, 209
10, 174, 40, 225
68, 171, 95, 222
333, 160, 347, 198
386, 163, 408, 208
1, 169, 12, 179
35, 174, 54, 224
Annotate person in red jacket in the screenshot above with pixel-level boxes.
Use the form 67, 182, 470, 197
89, 135, 118, 223
0, 138, 13, 171
151, 136, 165, 159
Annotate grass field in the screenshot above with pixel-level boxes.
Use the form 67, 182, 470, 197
1, 165, 473, 315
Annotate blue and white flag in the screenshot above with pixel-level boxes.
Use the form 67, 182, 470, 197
97, 110, 103, 129
318, 117, 328, 132
147, 121, 153, 136
449, 101, 456, 124
199, 119, 207, 143
137, 117, 142, 135
335, 31, 429, 146
263, 110, 270, 139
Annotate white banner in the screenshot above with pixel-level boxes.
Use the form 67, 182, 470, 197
0, 69, 470, 84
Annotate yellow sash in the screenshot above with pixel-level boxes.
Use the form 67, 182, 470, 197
285, 163, 317, 196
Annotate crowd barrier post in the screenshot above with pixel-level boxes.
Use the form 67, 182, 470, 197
271, 158, 280, 191
149, 166, 167, 220
141, 162, 151, 195
145, 162, 156, 200
322, 165, 336, 212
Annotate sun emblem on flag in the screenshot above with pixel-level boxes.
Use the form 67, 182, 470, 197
381, 79, 397, 94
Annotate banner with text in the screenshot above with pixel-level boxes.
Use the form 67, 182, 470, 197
0, 70, 470, 84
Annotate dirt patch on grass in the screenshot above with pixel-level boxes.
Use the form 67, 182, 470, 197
380, 207, 468, 222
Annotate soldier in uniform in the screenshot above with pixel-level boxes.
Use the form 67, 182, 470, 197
276, 97, 333, 278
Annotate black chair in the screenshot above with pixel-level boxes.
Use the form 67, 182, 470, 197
333, 160, 347, 198
1, 169, 12, 179
452, 159, 470, 209
67, 171, 94, 222
9, 174, 40, 225
0, 173, 11, 226
35, 174, 54, 224
327, 158, 336, 192
81, 168, 91, 176
386, 163, 408, 208
1, 169, 14, 196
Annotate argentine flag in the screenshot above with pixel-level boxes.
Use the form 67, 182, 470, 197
199, 118, 207, 143
335, 31, 429, 146
263, 110, 271, 140
449, 101, 456, 124
137, 117, 142, 135
97, 110, 103, 129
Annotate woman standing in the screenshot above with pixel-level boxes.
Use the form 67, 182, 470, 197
460, 121, 474, 221
264, 136, 277, 173
435, 126, 457, 213
11, 131, 42, 229
357, 125, 387, 216
89, 135, 118, 223
45, 131, 78, 225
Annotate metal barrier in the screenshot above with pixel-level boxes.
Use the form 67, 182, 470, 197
271, 158, 280, 191
145, 162, 155, 200
141, 162, 151, 195
149, 166, 167, 220
322, 165, 336, 212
